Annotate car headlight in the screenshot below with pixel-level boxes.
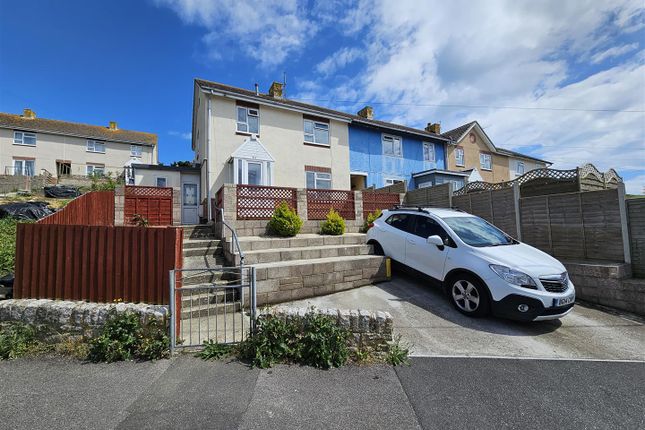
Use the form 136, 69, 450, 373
489, 264, 538, 289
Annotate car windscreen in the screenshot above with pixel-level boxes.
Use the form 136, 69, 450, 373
442, 216, 516, 247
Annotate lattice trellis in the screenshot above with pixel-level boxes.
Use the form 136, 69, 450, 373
307, 189, 355, 220
362, 191, 400, 219
453, 168, 579, 196
236, 184, 297, 220
125, 185, 173, 198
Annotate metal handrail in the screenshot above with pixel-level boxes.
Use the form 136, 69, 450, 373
216, 205, 244, 266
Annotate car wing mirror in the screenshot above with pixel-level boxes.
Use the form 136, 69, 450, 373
427, 235, 444, 248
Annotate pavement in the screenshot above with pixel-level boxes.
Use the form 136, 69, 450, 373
287, 272, 645, 361
1, 355, 643, 429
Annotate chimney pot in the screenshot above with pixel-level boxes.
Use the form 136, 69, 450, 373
22, 108, 36, 119
268, 81, 283, 98
109, 121, 118, 130
426, 122, 441, 134
357, 106, 374, 120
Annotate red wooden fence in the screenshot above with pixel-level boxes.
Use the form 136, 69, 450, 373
307, 189, 355, 220
362, 191, 401, 219
14, 224, 183, 305
38, 191, 115, 226
236, 184, 297, 220
124, 186, 173, 226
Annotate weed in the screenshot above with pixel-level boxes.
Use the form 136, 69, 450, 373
198, 341, 233, 360
0, 218, 18, 276
320, 208, 345, 235
0, 323, 38, 360
131, 214, 149, 227
385, 335, 410, 366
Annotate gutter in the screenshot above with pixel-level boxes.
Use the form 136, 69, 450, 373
206, 95, 212, 221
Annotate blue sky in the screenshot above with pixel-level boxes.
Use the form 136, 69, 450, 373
1, 0, 644, 193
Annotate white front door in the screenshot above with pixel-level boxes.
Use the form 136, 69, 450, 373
181, 181, 199, 225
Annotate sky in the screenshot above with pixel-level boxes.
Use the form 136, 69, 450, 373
1, 0, 644, 193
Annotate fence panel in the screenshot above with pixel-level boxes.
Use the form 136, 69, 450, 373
38, 191, 114, 225
236, 184, 297, 220
307, 189, 355, 220
124, 186, 173, 226
627, 199, 645, 278
405, 183, 452, 208
362, 191, 400, 219
520, 196, 552, 254
490, 188, 518, 237
580, 189, 624, 262
14, 224, 182, 305
452, 194, 471, 213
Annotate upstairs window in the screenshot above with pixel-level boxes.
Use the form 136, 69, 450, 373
237, 106, 259, 134
383, 134, 402, 157
480, 153, 492, 170
14, 131, 36, 146
304, 119, 329, 146
384, 178, 403, 186
86, 164, 105, 177
423, 142, 435, 162
130, 144, 142, 157
516, 161, 525, 175
87, 140, 106, 153
455, 147, 464, 167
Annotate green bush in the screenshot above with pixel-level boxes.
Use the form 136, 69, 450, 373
198, 341, 233, 360
237, 311, 350, 369
0, 323, 38, 360
267, 201, 302, 237
88, 311, 169, 362
0, 218, 20, 277
361, 209, 382, 233
320, 208, 345, 235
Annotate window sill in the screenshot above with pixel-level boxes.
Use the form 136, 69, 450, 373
455, 164, 465, 168
481, 168, 493, 171
383, 154, 403, 158
303, 142, 330, 148
13, 143, 36, 147
236, 131, 259, 137
87, 150, 106, 154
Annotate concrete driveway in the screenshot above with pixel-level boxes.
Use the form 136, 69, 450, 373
287, 272, 645, 361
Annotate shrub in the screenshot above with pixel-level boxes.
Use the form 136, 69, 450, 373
198, 341, 233, 360
88, 311, 169, 362
0, 218, 18, 276
132, 214, 149, 227
0, 323, 38, 360
237, 310, 350, 369
361, 210, 382, 233
267, 201, 302, 237
320, 208, 345, 236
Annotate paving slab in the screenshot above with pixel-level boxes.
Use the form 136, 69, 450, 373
285, 272, 645, 361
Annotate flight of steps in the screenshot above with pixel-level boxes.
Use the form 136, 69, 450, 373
222, 232, 388, 305
180, 225, 239, 319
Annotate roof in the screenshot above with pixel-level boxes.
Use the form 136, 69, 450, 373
0, 112, 157, 146
442, 120, 551, 164
195, 79, 450, 142
412, 168, 471, 178
132, 163, 199, 172
383, 207, 473, 218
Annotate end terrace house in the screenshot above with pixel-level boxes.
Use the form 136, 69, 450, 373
0, 109, 157, 178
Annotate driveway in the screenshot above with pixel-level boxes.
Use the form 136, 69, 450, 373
287, 272, 645, 361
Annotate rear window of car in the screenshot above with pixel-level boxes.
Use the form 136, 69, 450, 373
385, 213, 413, 233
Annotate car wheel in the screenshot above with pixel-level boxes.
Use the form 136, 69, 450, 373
447, 274, 490, 317
370, 241, 384, 256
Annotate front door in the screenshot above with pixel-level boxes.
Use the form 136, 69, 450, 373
181, 182, 199, 225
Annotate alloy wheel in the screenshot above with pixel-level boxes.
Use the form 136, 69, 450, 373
452, 280, 480, 312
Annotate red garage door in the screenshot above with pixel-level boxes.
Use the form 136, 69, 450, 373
124, 186, 173, 226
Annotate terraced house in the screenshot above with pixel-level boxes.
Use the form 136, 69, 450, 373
0, 109, 158, 178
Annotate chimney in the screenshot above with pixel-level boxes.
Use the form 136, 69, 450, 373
22, 108, 36, 119
357, 106, 374, 120
426, 122, 441, 134
255, 83, 259, 96
109, 121, 118, 130
268, 81, 283, 98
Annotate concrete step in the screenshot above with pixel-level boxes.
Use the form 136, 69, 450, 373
239, 244, 373, 265
183, 246, 224, 258
234, 233, 366, 252
180, 302, 242, 319
183, 239, 221, 250
183, 225, 217, 240
180, 288, 239, 307
251, 255, 388, 306
183, 255, 226, 270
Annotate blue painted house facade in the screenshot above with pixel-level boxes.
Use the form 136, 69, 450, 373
348, 122, 450, 191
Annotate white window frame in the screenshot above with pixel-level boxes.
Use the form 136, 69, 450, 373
156, 177, 167, 187
13, 131, 37, 146
382, 134, 402, 157
130, 144, 143, 157
480, 153, 492, 171
236, 106, 260, 134
516, 161, 525, 175
13, 159, 35, 176
303, 119, 330, 146
306, 171, 332, 189
384, 178, 403, 186
455, 147, 465, 167
423, 142, 435, 162
86, 164, 105, 177
86, 139, 106, 154
232, 158, 272, 186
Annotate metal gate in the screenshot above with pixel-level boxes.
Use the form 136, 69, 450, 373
169, 266, 257, 352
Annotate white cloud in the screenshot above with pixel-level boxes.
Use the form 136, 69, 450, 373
591, 43, 639, 63
316, 47, 362, 76
624, 174, 645, 195
169, 131, 192, 140
155, 0, 316, 67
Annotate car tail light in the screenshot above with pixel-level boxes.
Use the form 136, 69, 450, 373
368, 223, 374, 229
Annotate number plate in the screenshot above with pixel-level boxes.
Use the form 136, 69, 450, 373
554, 294, 575, 307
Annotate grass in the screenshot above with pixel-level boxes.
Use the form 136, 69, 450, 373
0, 217, 19, 276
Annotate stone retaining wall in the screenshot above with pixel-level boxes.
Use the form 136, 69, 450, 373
0, 299, 168, 337
260, 307, 393, 351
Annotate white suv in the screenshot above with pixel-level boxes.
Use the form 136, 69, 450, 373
366, 207, 575, 321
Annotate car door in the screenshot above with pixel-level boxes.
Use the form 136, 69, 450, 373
404, 215, 453, 281
378, 213, 414, 262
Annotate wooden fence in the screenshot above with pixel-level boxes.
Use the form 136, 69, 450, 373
452, 187, 519, 238
362, 190, 401, 219
14, 224, 183, 305
405, 183, 453, 208
307, 189, 355, 220
124, 186, 173, 226
627, 199, 645, 277
38, 191, 115, 226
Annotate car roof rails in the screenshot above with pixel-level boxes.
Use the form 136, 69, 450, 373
391, 205, 429, 213
450, 207, 467, 212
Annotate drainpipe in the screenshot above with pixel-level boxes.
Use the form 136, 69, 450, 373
206, 95, 212, 222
